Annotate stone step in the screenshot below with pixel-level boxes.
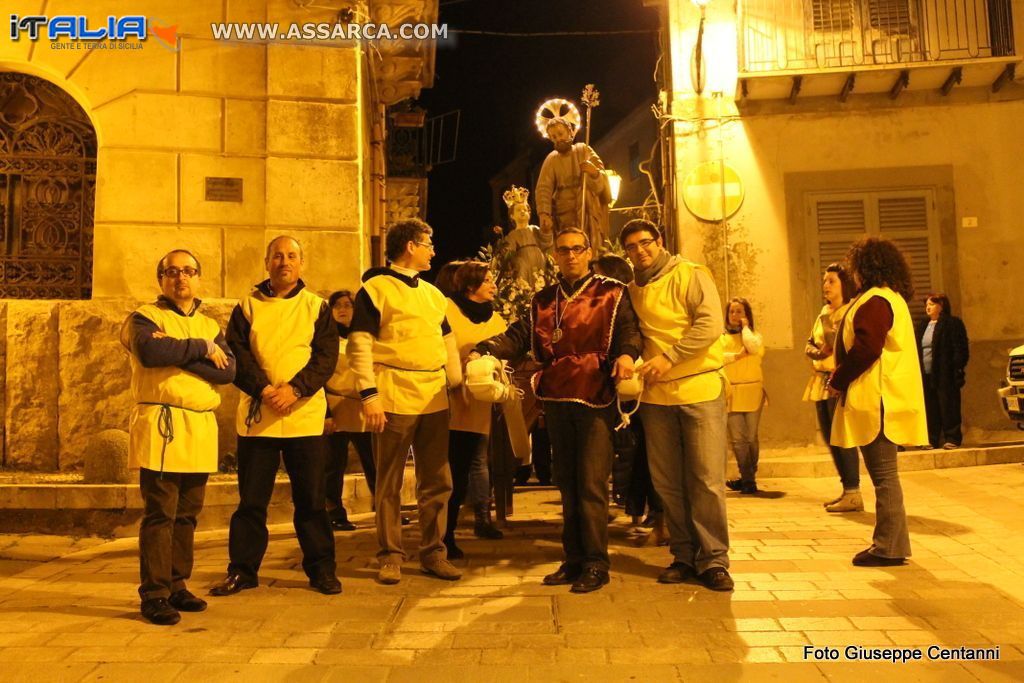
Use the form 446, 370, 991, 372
731, 442, 1024, 479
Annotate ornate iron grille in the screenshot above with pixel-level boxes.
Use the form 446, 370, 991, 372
0, 72, 96, 299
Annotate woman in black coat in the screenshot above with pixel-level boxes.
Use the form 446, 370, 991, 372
916, 293, 969, 448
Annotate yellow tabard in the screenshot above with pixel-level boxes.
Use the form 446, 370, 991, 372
802, 302, 850, 402
721, 331, 765, 413
831, 287, 928, 448
234, 288, 328, 438
325, 337, 367, 433
364, 274, 449, 415
446, 299, 508, 435
627, 259, 724, 406
127, 303, 222, 473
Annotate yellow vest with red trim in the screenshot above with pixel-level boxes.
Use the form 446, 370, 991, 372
831, 287, 928, 448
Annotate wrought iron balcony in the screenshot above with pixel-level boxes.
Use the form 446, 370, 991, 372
739, 0, 1016, 72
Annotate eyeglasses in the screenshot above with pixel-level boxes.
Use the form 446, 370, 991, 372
159, 266, 199, 279
623, 238, 657, 254
555, 245, 589, 257
414, 240, 435, 252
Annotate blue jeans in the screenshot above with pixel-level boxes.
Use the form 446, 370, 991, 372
639, 390, 730, 573
861, 427, 911, 559
727, 399, 763, 484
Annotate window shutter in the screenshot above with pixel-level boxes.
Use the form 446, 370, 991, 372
868, 0, 914, 34
810, 0, 856, 32
877, 192, 933, 320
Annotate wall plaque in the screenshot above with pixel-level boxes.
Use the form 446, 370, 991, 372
205, 177, 243, 202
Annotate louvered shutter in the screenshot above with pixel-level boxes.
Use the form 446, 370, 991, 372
877, 193, 934, 321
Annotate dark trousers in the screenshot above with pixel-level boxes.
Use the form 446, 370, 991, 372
923, 374, 963, 447
815, 396, 860, 490
227, 435, 336, 582
515, 422, 553, 485
446, 430, 487, 543
544, 402, 616, 571
613, 422, 662, 518
325, 431, 375, 518
139, 468, 208, 601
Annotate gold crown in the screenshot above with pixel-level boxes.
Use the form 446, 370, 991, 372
503, 185, 530, 208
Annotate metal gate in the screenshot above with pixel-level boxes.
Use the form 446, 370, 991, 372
0, 72, 96, 299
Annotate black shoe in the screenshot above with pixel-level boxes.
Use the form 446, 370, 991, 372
168, 589, 207, 612
209, 573, 258, 596
331, 517, 357, 531
725, 479, 743, 492
401, 516, 412, 526
542, 563, 582, 586
657, 562, 695, 584
309, 573, 343, 595
445, 539, 465, 560
698, 567, 735, 592
570, 568, 610, 594
852, 549, 907, 567
141, 597, 180, 626
740, 481, 758, 495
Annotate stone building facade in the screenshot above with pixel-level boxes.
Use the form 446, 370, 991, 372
656, 0, 1024, 446
0, 0, 438, 470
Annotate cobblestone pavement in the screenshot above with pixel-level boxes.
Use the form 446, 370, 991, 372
2, 464, 1024, 681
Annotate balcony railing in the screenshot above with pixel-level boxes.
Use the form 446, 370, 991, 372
739, 0, 1015, 72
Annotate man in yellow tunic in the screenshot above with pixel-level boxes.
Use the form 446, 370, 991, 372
620, 219, 734, 592
211, 236, 342, 597
347, 218, 463, 585
122, 249, 235, 625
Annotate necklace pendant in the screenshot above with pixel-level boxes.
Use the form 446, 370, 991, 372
552, 327, 563, 343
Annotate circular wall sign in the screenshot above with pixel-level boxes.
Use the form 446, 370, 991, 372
682, 161, 743, 221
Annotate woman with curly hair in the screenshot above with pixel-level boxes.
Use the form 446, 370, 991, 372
827, 237, 927, 567
916, 293, 969, 449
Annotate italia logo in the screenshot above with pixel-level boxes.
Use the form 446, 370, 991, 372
8, 15, 179, 50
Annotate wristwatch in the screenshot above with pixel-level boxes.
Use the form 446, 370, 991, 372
289, 383, 303, 399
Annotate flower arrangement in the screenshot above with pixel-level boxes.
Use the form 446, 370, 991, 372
476, 242, 557, 323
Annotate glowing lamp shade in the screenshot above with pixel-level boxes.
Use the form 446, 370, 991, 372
604, 169, 622, 206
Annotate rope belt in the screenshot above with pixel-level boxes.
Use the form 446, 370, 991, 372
244, 396, 263, 433
137, 401, 215, 476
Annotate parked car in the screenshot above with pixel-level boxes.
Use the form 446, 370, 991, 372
998, 344, 1024, 429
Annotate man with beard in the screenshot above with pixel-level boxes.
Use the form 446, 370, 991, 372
535, 118, 612, 248
210, 235, 342, 597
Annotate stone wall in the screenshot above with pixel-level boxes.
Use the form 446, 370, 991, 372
0, 0, 370, 302
2, 298, 238, 471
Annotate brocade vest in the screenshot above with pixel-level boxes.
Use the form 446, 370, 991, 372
530, 274, 624, 408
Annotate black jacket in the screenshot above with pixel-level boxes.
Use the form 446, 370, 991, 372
916, 314, 969, 388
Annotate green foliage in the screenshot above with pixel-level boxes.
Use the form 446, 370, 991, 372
476, 242, 557, 323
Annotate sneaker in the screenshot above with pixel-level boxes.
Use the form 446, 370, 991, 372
823, 494, 843, 508
378, 560, 402, 585
825, 491, 864, 513
657, 562, 694, 584
141, 597, 181, 626
421, 557, 462, 581
725, 479, 743, 492
852, 548, 906, 567
697, 567, 735, 592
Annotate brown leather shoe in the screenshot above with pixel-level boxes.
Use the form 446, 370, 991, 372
542, 563, 582, 586
698, 567, 735, 592
570, 568, 610, 594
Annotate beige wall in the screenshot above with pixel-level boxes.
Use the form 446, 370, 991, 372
1, 0, 369, 301
666, 0, 1024, 445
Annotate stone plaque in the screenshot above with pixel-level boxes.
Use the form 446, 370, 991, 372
205, 177, 244, 202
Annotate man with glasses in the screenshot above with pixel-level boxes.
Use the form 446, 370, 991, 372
347, 218, 464, 584
121, 250, 236, 624
211, 235, 342, 597
619, 219, 734, 592
471, 228, 641, 593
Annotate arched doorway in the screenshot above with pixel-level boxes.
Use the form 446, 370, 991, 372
0, 72, 96, 299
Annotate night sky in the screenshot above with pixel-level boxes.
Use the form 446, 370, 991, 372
418, 0, 660, 269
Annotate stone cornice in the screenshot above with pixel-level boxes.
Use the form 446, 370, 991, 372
369, 0, 438, 105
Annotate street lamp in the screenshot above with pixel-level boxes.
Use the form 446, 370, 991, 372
605, 169, 622, 207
